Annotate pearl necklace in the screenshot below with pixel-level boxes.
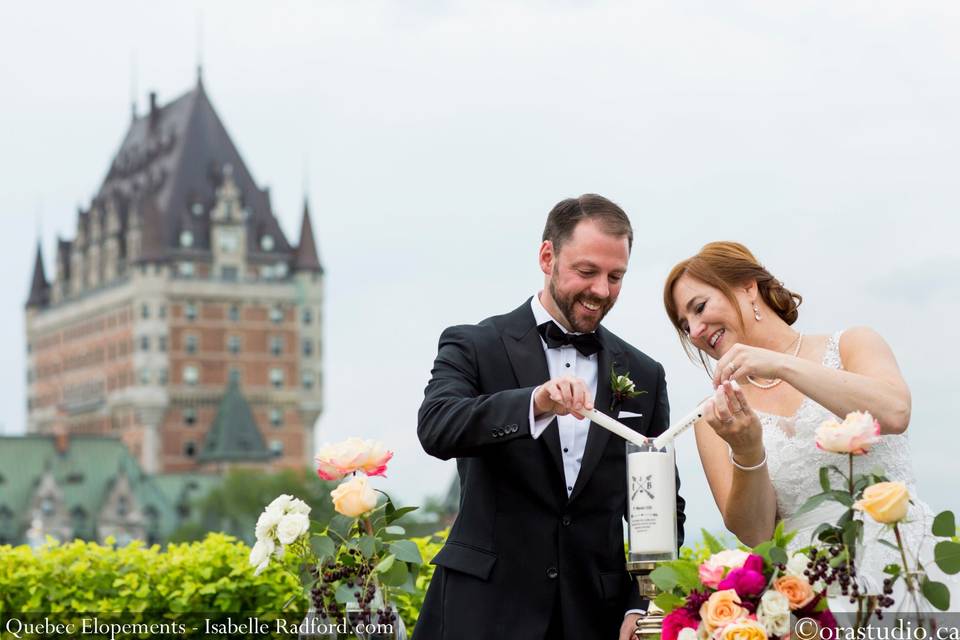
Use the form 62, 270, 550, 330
746, 333, 803, 389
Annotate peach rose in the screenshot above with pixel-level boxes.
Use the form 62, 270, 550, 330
773, 575, 815, 610
356, 439, 394, 477
330, 475, 378, 517
855, 481, 910, 524
699, 589, 746, 634
718, 619, 768, 640
315, 438, 393, 480
815, 411, 880, 455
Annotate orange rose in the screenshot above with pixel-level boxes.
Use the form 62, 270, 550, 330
699, 589, 746, 634
774, 575, 815, 610
855, 481, 910, 524
719, 619, 768, 640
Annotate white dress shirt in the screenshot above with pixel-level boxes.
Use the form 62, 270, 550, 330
527, 292, 598, 497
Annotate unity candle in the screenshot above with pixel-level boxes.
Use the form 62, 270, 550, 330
626, 441, 678, 562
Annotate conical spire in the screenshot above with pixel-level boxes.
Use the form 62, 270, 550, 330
198, 379, 271, 463
26, 241, 50, 309
293, 197, 323, 273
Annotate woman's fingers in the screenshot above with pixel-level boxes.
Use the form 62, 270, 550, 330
723, 381, 743, 414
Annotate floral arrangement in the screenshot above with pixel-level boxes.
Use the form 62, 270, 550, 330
249, 437, 422, 633
654, 410, 959, 638
800, 411, 959, 620
653, 526, 835, 640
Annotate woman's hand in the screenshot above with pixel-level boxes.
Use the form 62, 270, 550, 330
702, 380, 764, 465
713, 343, 790, 388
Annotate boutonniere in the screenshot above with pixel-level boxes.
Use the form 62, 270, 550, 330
610, 366, 646, 411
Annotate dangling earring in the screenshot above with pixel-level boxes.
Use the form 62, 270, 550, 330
753, 303, 762, 321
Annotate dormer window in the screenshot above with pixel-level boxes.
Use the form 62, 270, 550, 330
260, 234, 275, 252
179, 230, 194, 248
218, 230, 239, 253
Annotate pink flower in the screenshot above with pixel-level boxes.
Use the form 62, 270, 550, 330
699, 549, 751, 589
718, 555, 767, 598
315, 438, 393, 481
357, 440, 393, 478
662, 607, 699, 640
815, 411, 881, 455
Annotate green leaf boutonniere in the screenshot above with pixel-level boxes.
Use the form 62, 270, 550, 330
610, 366, 646, 411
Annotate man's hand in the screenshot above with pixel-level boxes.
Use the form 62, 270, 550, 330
619, 613, 641, 640
533, 375, 593, 420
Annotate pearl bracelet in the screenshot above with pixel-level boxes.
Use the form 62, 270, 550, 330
728, 445, 767, 471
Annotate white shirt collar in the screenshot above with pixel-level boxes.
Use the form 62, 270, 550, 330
531, 291, 577, 334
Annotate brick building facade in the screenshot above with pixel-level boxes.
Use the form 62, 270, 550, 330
24, 74, 323, 475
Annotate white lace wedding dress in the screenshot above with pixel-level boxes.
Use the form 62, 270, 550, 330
759, 331, 955, 610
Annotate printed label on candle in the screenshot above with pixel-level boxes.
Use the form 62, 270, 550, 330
627, 450, 675, 555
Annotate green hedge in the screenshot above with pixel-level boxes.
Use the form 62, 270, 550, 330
0, 533, 305, 638
0, 530, 451, 639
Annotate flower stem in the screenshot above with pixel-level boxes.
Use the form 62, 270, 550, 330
848, 453, 854, 496
893, 524, 915, 592
363, 517, 375, 536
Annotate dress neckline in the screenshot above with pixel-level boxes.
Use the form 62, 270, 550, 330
752, 332, 841, 421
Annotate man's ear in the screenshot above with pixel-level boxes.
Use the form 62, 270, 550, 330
538, 240, 555, 276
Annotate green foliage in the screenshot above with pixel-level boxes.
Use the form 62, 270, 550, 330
933, 511, 956, 538
170, 468, 338, 545
391, 529, 447, 634
0, 533, 306, 635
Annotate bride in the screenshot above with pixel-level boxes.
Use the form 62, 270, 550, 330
662, 240, 944, 603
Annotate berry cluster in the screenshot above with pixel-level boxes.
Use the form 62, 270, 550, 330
309, 550, 398, 628
803, 545, 895, 619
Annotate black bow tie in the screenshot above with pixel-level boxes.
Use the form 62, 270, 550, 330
537, 321, 603, 357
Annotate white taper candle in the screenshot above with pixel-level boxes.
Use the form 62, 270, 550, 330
579, 408, 649, 447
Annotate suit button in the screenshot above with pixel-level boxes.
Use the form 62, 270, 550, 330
546, 567, 559, 579
491, 431, 499, 438
561, 516, 571, 526
498, 429, 506, 436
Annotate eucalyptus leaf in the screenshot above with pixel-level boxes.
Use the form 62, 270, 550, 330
653, 592, 686, 614
385, 525, 406, 536
934, 541, 960, 574
389, 540, 423, 565
752, 541, 774, 564
933, 511, 957, 538
357, 535, 377, 559
335, 583, 357, 605
375, 554, 397, 574
922, 577, 950, 611
770, 546, 788, 565
379, 559, 410, 587
313, 535, 336, 561
878, 540, 900, 553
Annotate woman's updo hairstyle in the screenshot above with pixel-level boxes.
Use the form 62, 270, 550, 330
663, 241, 803, 363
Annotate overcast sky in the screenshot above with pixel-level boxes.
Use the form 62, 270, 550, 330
2, 0, 959, 541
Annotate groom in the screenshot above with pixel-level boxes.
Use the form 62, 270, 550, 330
416, 194, 685, 640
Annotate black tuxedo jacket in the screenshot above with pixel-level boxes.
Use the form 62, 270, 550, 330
415, 299, 685, 640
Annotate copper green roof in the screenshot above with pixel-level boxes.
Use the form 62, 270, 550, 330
198, 381, 272, 462
0, 435, 176, 542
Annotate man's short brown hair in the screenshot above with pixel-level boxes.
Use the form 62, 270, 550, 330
542, 194, 633, 253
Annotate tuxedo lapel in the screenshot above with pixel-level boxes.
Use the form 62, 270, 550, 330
569, 328, 625, 503
501, 300, 564, 479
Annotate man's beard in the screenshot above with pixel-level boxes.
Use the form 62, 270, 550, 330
549, 272, 612, 333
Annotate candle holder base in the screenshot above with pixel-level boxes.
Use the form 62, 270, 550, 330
627, 561, 665, 639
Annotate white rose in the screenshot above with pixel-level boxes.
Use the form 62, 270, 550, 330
276, 513, 310, 545
249, 537, 275, 576
678, 628, 698, 640
785, 552, 810, 578
757, 590, 791, 637
255, 506, 284, 541
288, 497, 311, 516
267, 494, 294, 513
709, 549, 751, 569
